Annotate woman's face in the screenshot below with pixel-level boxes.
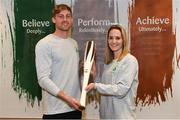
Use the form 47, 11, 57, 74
108, 29, 123, 55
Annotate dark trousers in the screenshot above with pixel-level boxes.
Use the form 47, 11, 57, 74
42, 110, 82, 119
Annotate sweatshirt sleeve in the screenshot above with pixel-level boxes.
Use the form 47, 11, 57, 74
35, 41, 60, 96
95, 56, 138, 97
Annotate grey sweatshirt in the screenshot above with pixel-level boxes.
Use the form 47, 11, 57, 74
95, 53, 139, 119
35, 34, 81, 114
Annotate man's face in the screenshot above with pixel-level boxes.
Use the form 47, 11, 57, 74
52, 10, 73, 31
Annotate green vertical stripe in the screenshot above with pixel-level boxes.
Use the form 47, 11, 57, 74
13, 0, 55, 106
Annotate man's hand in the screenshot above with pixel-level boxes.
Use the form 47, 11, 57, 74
66, 97, 81, 111
57, 91, 82, 111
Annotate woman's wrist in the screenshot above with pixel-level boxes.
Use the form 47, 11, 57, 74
94, 83, 97, 90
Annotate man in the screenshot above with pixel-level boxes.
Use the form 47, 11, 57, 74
35, 4, 82, 119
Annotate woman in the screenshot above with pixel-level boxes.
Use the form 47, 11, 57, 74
86, 25, 139, 119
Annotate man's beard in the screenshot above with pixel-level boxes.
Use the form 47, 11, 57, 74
58, 25, 71, 31
58, 27, 70, 31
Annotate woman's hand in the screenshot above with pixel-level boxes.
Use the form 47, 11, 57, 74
90, 61, 97, 80
86, 83, 95, 92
